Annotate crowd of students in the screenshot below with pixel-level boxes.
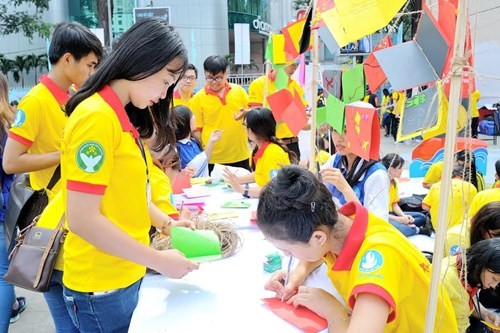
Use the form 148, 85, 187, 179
0, 17, 498, 333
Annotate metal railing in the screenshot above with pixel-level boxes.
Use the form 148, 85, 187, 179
227, 73, 261, 88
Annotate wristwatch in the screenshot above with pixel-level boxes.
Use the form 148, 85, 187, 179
243, 183, 250, 198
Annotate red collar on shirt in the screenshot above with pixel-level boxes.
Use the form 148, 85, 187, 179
98, 85, 139, 138
456, 254, 479, 310
173, 90, 193, 100
253, 141, 270, 166
39, 75, 71, 107
204, 82, 232, 105
331, 201, 369, 271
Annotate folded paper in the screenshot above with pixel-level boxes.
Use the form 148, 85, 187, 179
363, 36, 392, 92
171, 227, 222, 263
266, 89, 307, 136
326, 94, 346, 134
342, 64, 365, 104
172, 173, 192, 194
345, 105, 380, 161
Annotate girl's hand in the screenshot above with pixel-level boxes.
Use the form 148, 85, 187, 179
264, 269, 304, 301
234, 108, 249, 121
222, 167, 243, 193
320, 167, 350, 193
288, 286, 349, 324
153, 249, 199, 279
171, 219, 196, 230
182, 167, 195, 178
209, 129, 223, 143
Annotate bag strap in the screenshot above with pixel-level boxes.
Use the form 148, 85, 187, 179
33, 214, 66, 289
46, 165, 61, 191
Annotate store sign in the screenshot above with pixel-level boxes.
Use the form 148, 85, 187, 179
228, 12, 272, 36
252, 16, 272, 36
339, 36, 372, 54
134, 7, 170, 24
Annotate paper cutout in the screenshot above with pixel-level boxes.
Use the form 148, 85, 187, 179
322, 70, 342, 98
311, 0, 336, 30
326, 94, 346, 134
320, 0, 406, 47
374, 11, 449, 91
281, 92, 308, 136
298, 4, 313, 54
341, 64, 365, 104
266, 34, 287, 65
345, 105, 380, 161
170, 227, 222, 263
182, 187, 211, 199
274, 68, 289, 90
172, 173, 192, 194
316, 106, 327, 127
262, 298, 328, 333
363, 36, 392, 92
266, 89, 308, 136
282, 18, 306, 61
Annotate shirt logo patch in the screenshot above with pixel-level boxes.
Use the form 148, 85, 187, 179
76, 141, 105, 173
269, 169, 278, 179
12, 110, 26, 127
359, 250, 384, 273
449, 245, 461, 256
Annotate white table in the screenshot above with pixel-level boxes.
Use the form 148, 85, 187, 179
129, 183, 339, 333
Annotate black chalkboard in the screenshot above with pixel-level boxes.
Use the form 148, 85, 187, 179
400, 85, 439, 136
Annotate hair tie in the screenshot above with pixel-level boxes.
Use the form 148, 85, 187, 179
311, 202, 316, 212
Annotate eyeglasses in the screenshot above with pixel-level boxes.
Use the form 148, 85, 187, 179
181, 75, 196, 82
205, 76, 224, 83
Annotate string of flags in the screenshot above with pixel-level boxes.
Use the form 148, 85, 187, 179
262, 0, 473, 161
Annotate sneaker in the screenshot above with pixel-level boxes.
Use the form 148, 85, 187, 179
10, 297, 27, 324
419, 226, 433, 236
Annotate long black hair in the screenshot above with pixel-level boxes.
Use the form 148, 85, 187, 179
470, 202, 500, 246
456, 150, 478, 189
65, 18, 188, 151
466, 238, 500, 288
244, 108, 297, 164
381, 153, 405, 170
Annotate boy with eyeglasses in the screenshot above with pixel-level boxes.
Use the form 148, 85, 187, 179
189, 55, 250, 172
174, 63, 197, 106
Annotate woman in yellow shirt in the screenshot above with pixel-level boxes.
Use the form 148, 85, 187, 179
223, 107, 294, 198
60, 18, 198, 332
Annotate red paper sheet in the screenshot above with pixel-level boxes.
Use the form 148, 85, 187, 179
171, 173, 192, 194
267, 89, 293, 122
281, 92, 308, 136
262, 298, 328, 333
345, 105, 380, 161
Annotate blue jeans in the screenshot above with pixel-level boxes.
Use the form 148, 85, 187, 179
43, 270, 79, 333
63, 278, 142, 333
0, 192, 15, 333
389, 211, 427, 237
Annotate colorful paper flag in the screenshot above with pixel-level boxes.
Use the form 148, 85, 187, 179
265, 34, 287, 65
316, 106, 327, 127
274, 68, 289, 90
363, 35, 392, 92
341, 64, 365, 103
282, 18, 306, 61
266, 89, 307, 136
320, 0, 407, 47
326, 94, 346, 134
345, 105, 380, 161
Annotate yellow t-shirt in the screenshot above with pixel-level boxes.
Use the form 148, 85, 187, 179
422, 178, 477, 230
470, 90, 480, 118
445, 221, 470, 257
61, 85, 151, 292
150, 164, 178, 217
253, 142, 290, 187
9, 75, 69, 199
469, 188, 500, 218
173, 89, 193, 107
388, 180, 400, 212
440, 256, 473, 333
248, 73, 307, 139
189, 83, 249, 164
325, 202, 457, 332
423, 161, 444, 187
392, 91, 406, 116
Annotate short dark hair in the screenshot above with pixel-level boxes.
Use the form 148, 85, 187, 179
48, 22, 103, 65
257, 166, 338, 243
495, 159, 500, 177
466, 238, 500, 288
456, 149, 478, 188
203, 55, 227, 75
470, 202, 500, 245
381, 153, 405, 170
186, 63, 198, 78
66, 18, 188, 152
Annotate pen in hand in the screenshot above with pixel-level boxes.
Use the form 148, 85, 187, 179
281, 256, 293, 302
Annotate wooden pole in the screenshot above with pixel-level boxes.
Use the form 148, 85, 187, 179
423, 0, 469, 331
309, 16, 319, 173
